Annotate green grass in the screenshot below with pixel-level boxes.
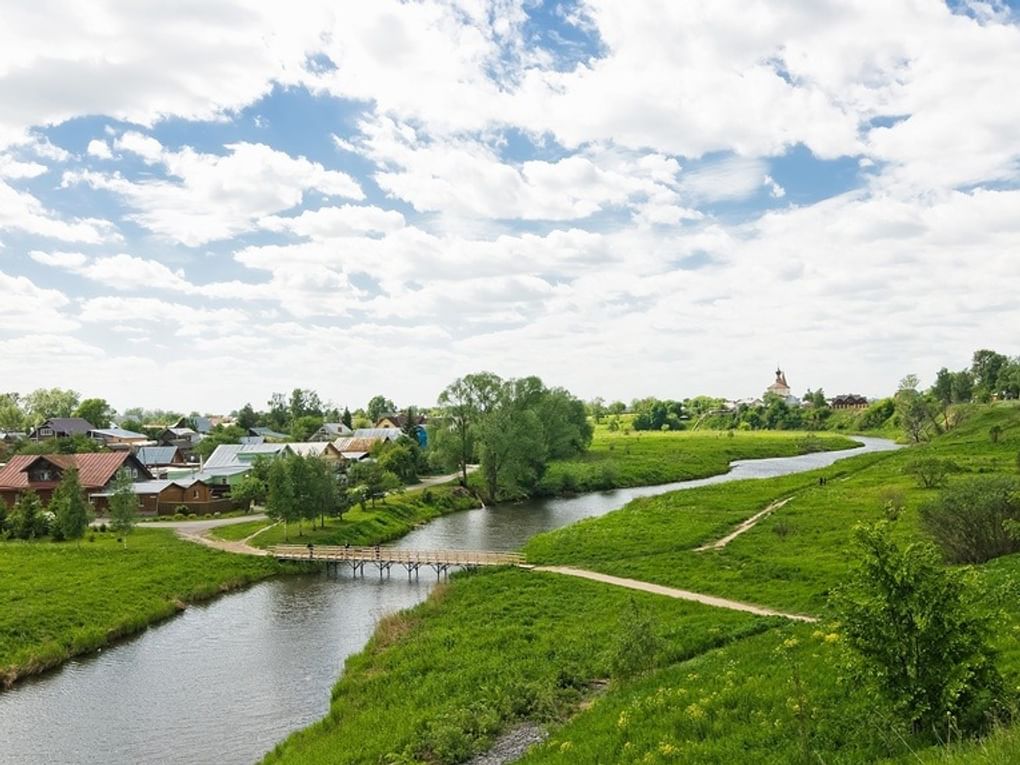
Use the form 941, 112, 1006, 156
211, 485, 480, 548
264, 568, 771, 764
537, 428, 860, 495
0, 528, 287, 686
266, 405, 1020, 763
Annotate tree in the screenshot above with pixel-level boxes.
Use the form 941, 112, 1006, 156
903, 455, 955, 489
193, 424, 246, 460
236, 403, 258, 430
265, 458, 299, 540
290, 414, 324, 442
475, 379, 547, 500
971, 349, 1008, 399
376, 441, 418, 483
108, 468, 138, 544
8, 490, 48, 539
434, 372, 503, 485
400, 406, 420, 442
608, 401, 627, 415
289, 388, 323, 421
266, 392, 289, 431
366, 395, 396, 423
348, 461, 391, 507
50, 468, 91, 542
24, 388, 80, 424
831, 522, 1005, 737
0, 392, 27, 431
74, 398, 114, 429
895, 374, 934, 443
231, 472, 267, 512
950, 370, 974, 404
588, 397, 606, 424
341, 406, 353, 429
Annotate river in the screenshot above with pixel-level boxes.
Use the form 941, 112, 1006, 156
0, 437, 897, 765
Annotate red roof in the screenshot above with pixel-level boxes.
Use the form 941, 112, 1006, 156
0, 452, 149, 491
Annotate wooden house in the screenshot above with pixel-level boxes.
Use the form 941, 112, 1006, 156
0, 452, 152, 508
27, 417, 95, 440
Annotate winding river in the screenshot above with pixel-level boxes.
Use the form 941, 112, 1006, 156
0, 437, 898, 765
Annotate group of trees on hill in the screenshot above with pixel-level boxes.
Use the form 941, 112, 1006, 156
430, 372, 592, 500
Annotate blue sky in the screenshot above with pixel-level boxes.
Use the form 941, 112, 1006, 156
1, 1, 1019, 413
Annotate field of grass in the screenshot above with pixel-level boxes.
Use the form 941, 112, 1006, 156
537, 428, 860, 495
267, 405, 1020, 763
211, 485, 480, 548
264, 569, 771, 764
0, 527, 288, 686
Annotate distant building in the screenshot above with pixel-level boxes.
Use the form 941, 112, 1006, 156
829, 394, 869, 410
91, 477, 231, 516
27, 417, 95, 440
134, 445, 187, 470
310, 422, 353, 442
247, 426, 288, 442
88, 427, 149, 448
765, 368, 801, 407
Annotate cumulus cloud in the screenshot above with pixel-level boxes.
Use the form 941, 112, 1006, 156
86, 139, 112, 159
62, 142, 364, 245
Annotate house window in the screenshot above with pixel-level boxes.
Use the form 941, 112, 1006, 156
192, 489, 199, 499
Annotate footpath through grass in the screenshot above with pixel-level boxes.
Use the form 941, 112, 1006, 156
537, 428, 860, 494
0, 527, 287, 686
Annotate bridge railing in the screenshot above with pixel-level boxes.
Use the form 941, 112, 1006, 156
269, 544, 526, 567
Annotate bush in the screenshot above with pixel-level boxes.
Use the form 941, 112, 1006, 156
989, 425, 1002, 444
920, 477, 1020, 564
877, 486, 907, 520
609, 598, 661, 678
904, 456, 955, 489
831, 522, 1007, 738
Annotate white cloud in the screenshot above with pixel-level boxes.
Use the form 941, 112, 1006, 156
29, 249, 88, 268
62, 142, 364, 246
0, 180, 116, 242
0, 270, 78, 332
114, 131, 163, 163
260, 204, 405, 237
0, 154, 47, 178
86, 139, 112, 159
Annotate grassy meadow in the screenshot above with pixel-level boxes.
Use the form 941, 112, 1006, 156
537, 427, 860, 494
266, 405, 1020, 764
0, 527, 287, 686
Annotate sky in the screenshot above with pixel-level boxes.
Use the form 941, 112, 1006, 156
1, 0, 1019, 415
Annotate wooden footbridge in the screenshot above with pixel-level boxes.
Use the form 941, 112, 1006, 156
269, 544, 527, 578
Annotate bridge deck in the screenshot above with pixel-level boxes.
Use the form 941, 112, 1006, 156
270, 544, 526, 567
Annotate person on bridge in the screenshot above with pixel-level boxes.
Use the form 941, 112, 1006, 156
374, 544, 380, 560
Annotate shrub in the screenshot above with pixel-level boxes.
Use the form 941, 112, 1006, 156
989, 425, 1002, 444
609, 598, 661, 678
831, 522, 1007, 738
904, 456, 955, 489
877, 486, 907, 520
920, 477, 1020, 564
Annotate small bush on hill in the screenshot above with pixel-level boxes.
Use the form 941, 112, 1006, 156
920, 477, 1020, 564
831, 522, 1007, 738
609, 598, 662, 678
904, 456, 955, 488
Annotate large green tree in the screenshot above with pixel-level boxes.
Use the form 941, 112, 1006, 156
366, 395, 397, 423
433, 372, 503, 484
0, 393, 27, 431
74, 398, 115, 429
107, 468, 138, 543
50, 468, 91, 541
24, 388, 80, 424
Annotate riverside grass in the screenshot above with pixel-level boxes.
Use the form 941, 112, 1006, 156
0, 528, 286, 686
213, 484, 480, 548
263, 569, 772, 765
536, 428, 859, 494
267, 405, 1020, 764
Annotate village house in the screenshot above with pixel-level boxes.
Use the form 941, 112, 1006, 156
134, 445, 187, 472
247, 426, 288, 441
288, 442, 346, 466
829, 394, 870, 410
92, 476, 232, 516
0, 452, 152, 508
87, 426, 149, 448
27, 417, 95, 440
309, 422, 353, 441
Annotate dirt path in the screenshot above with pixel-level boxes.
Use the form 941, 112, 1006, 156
534, 566, 817, 622
694, 497, 792, 551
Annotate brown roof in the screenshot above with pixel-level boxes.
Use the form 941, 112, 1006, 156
0, 452, 151, 491
333, 437, 384, 453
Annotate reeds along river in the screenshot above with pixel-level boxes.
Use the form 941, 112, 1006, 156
0, 437, 899, 765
